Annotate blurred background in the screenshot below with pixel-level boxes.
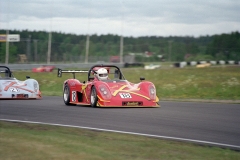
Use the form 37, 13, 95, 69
0, 30, 239, 64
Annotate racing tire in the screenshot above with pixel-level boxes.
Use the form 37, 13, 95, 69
90, 86, 98, 107
63, 84, 76, 106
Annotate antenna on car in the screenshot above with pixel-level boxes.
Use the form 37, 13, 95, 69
72, 73, 76, 79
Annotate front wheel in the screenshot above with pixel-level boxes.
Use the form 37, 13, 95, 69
63, 84, 76, 106
90, 86, 98, 107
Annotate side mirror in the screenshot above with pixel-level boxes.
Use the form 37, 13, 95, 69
26, 76, 30, 79
89, 76, 94, 81
140, 77, 145, 81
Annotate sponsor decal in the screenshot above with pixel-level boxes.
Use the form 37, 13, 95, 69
16, 94, 28, 98
122, 101, 143, 106
69, 82, 76, 86
111, 85, 119, 89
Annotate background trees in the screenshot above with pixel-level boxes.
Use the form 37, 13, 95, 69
0, 29, 239, 63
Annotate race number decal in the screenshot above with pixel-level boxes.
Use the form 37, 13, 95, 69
119, 93, 132, 98
10, 88, 19, 92
72, 91, 76, 102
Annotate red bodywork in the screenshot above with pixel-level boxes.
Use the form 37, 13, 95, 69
58, 65, 160, 107
32, 66, 55, 72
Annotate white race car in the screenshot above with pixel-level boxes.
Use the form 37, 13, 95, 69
0, 66, 41, 99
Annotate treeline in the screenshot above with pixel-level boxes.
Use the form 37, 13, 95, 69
0, 29, 239, 63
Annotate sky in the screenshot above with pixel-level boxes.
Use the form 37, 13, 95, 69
0, 0, 240, 37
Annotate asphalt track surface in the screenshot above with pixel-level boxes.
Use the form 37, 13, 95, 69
1, 96, 240, 150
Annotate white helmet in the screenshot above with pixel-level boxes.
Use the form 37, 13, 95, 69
97, 68, 108, 81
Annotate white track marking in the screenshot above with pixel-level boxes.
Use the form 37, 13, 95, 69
1, 119, 239, 150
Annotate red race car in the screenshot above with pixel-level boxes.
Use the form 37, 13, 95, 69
32, 65, 55, 72
57, 64, 160, 107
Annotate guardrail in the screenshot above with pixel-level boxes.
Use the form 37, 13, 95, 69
0, 63, 125, 70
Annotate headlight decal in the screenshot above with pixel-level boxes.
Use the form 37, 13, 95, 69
149, 85, 156, 100
33, 81, 38, 92
98, 85, 112, 100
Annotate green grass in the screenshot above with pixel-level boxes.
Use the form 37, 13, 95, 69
12, 66, 240, 100
1, 121, 240, 160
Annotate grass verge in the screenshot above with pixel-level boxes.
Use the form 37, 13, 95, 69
1, 121, 240, 160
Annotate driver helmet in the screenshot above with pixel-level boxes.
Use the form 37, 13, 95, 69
97, 68, 108, 81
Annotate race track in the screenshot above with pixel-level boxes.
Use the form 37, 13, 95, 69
1, 96, 240, 150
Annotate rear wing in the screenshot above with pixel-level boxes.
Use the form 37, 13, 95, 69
57, 68, 88, 79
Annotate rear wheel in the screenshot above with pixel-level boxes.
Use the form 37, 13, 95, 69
90, 86, 98, 107
63, 84, 76, 106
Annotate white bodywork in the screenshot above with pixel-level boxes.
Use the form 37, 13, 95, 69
0, 66, 41, 99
